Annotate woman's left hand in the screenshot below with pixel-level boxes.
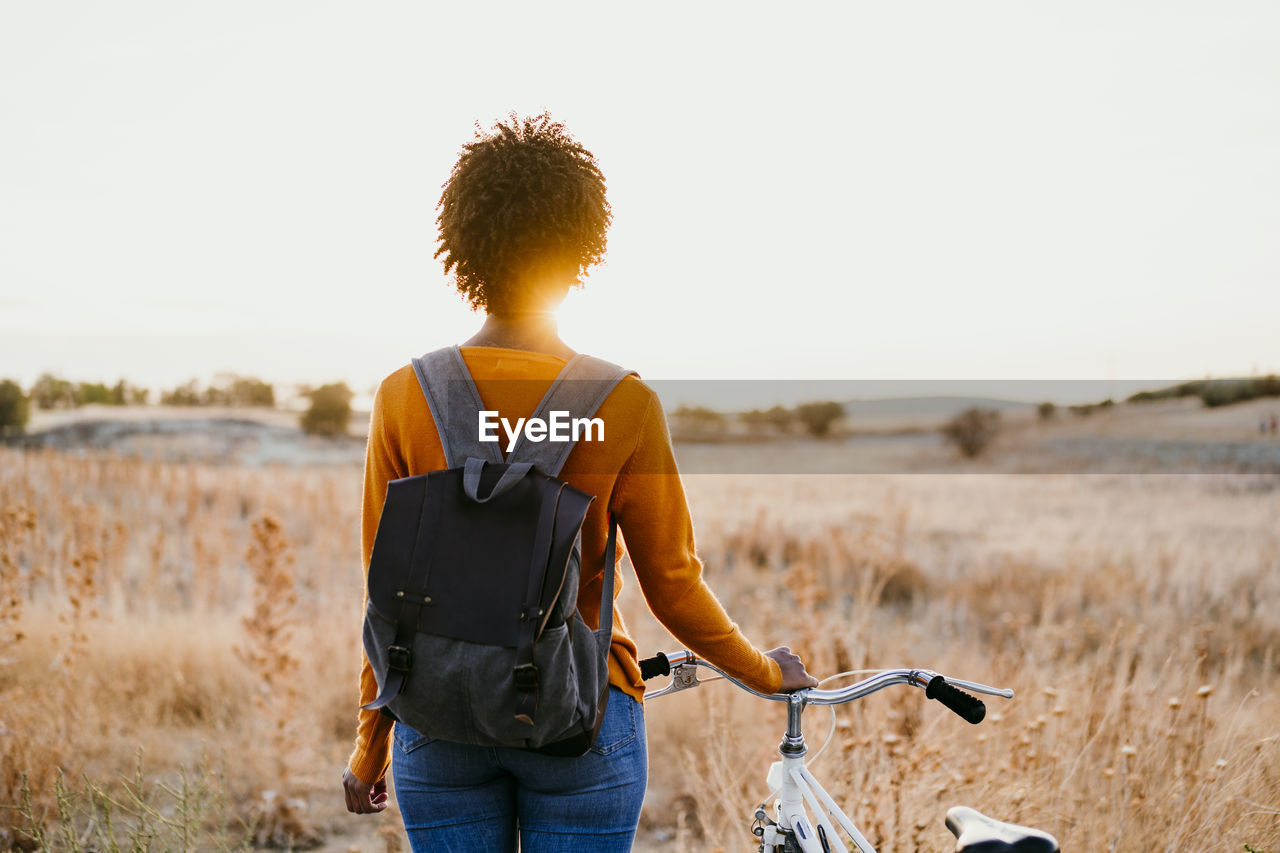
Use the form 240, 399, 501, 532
342, 766, 389, 814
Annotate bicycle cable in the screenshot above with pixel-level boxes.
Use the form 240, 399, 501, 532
808, 669, 889, 770
756, 669, 892, 812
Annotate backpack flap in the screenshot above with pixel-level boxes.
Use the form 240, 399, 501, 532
365, 474, 429, 618
365, 463, 593, 648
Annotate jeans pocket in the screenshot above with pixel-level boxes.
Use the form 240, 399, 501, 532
588, 689, 639, 756
393, 722, 437, 755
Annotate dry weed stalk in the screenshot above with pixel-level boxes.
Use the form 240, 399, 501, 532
0, 503, 39, 647
100, 520, 129, 612
2, 520, 105, 839
233, 514, 316, 848
147, 526, 167, 609
235, 514, 300, 764
192, 531, 221, 610
56, 542, 101, 675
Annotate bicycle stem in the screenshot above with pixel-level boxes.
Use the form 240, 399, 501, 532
783, 692, 806, 755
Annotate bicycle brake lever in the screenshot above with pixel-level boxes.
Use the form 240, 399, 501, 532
644, 663, 702, 699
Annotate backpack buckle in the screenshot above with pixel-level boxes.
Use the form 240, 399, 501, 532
513, 663, 540, 690
388, 645, 412, 672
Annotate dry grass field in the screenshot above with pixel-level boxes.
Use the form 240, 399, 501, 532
1, 436, 1278, 851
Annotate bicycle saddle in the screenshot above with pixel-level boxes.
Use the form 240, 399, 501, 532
945, 806, 1059, 853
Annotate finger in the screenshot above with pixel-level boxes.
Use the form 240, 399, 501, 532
343, 783, 357, 814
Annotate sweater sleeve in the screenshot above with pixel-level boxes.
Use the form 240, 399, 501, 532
611, 392, 782, 694
347, 384, 399, 785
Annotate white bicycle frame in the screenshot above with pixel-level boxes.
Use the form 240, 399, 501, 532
646, 650, 1015, 853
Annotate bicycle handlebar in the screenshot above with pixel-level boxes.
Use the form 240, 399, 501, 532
925, 674, 989, 723
638, 650, 1013, 724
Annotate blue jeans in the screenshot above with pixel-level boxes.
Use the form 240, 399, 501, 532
391, 687, 647, 852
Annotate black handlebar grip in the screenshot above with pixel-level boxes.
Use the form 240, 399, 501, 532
926, 676, 986, 724
639, 653, 671, 681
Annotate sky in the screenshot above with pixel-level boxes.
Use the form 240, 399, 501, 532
1, 1, 1278, 402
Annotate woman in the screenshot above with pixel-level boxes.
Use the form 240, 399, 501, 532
342, 112, 816, 851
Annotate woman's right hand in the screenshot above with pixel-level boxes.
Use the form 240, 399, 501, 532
766, 646, 819, 692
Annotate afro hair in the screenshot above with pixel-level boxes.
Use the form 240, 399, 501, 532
434, 112, 611, 314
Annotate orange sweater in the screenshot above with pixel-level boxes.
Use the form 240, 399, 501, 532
348, 346, 782, 784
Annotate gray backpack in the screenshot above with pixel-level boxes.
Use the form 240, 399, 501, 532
362, 346, 635, 755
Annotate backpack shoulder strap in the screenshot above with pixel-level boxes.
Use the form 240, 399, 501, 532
411, 346, 503, 468
508, 354, 637, 476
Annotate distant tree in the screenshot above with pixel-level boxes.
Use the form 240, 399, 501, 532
200, 384, 228, 406
794, 401, 845, 438
765, 405, 795, 434
0, 380, 31, 435
1200, 381, 1253, 408
227, 376, 275, 408
741, 406, 798, 435
1194, 377, 1280, 408
301, 383, 353, 437
941, 407, 1001, 458
161, 380, 202, 406
1128, 381, 1205, 403
739, 408, 771, 435
30, 373, 76, 409
30, 374, 146, 408
674, 405, 725, 424
161, 375, 274, 407
1157, 376, 1279, 408
74, 381, 115, 406
672, 405, 728, 438
1175, 381, 1208, 399
1037, 401, 1056, 421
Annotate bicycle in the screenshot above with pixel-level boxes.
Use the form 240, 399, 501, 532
639, 649, 1061, 853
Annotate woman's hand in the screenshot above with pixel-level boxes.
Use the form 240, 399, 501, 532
766, 646, 819, 692
342, 766, 389, 814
